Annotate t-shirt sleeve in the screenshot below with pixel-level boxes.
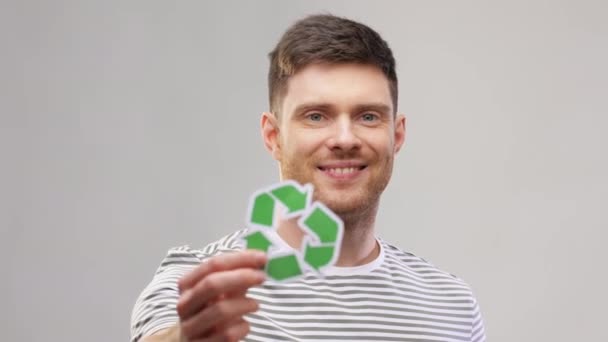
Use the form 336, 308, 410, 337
130, 246, 202, 342
470, 297, 487, 342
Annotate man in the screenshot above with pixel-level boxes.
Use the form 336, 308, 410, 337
131, 14, 486, 342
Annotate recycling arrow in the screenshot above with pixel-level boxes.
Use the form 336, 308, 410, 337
300, 203, 342, 271
248, 182, 311, 229
243, 231, 273, 253
250, 193, 275, 227
271, 184, 308, 214
241, 180, 343, 282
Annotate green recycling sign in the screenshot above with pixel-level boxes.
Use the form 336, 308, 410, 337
241, 180, 344, 282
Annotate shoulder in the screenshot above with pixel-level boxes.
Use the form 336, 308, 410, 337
158, 229, 248, 269
377, 239, 487, 341
379, 239, 484, 324
379, 238, 475, 292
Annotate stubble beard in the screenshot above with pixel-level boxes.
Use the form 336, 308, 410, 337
279, 153, 394, 226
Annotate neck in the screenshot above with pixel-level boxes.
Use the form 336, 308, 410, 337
335, 201, 380, 266
277, 201, 380, 267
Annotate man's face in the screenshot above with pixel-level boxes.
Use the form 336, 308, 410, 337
262, 63, 405, 216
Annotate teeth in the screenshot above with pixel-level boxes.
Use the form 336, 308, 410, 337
328, 167, 356, 174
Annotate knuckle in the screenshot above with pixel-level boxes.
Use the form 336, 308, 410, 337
176, 299, 187, 317
242, 270, 262, 287
250, 300, 260, 311
201, 276, 220, 293
207, 256, 225, 272
221, 329, 240, 342
245, 269, 259, 281
176, 293, 194, 318
242, 321, 251, 335
206, 257, 219, 271
179, 321, 193, 338
215, 301, 231, 316
177, 278, 186, 292
242, 299, 255, 312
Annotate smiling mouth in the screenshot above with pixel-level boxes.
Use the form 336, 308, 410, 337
317, 165, 367, 175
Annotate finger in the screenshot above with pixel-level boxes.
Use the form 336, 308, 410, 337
180, 297, 258, 340
177, 268, 265, 320
212, 316, 248, 335
224, 288, 249, 299
178, 250, 267, 293
206, 319, 250, 342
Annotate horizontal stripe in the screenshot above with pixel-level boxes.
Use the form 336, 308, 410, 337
130, 229, 486, 342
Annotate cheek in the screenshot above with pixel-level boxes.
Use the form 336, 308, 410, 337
283, 130, 325, 156
367, 134, 394, 156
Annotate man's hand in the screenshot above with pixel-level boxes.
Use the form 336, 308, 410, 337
175, 250, 267, 342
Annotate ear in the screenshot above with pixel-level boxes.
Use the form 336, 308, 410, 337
261, 111, 281, 161
393, 114, 406, 154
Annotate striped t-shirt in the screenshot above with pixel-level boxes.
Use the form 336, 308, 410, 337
131, 229, 486, 342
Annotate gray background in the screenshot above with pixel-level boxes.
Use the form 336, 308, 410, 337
2, 1, 607, 341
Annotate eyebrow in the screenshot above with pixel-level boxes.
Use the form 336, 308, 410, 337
293, 102, 392, 115
353, 103, 392, 115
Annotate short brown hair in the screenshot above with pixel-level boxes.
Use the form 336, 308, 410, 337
268, 14, 398, 116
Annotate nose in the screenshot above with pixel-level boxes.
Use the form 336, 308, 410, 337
327, 115, 362, 152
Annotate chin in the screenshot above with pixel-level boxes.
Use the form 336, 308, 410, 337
315, 189, 375, 216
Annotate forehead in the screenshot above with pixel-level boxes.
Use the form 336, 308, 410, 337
281, 63, 393, 115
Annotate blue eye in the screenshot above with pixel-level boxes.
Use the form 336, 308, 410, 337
308, 113, 323, 121
362, 113, 377, 121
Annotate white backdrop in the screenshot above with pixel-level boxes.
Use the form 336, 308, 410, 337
2, 1, 607, 341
